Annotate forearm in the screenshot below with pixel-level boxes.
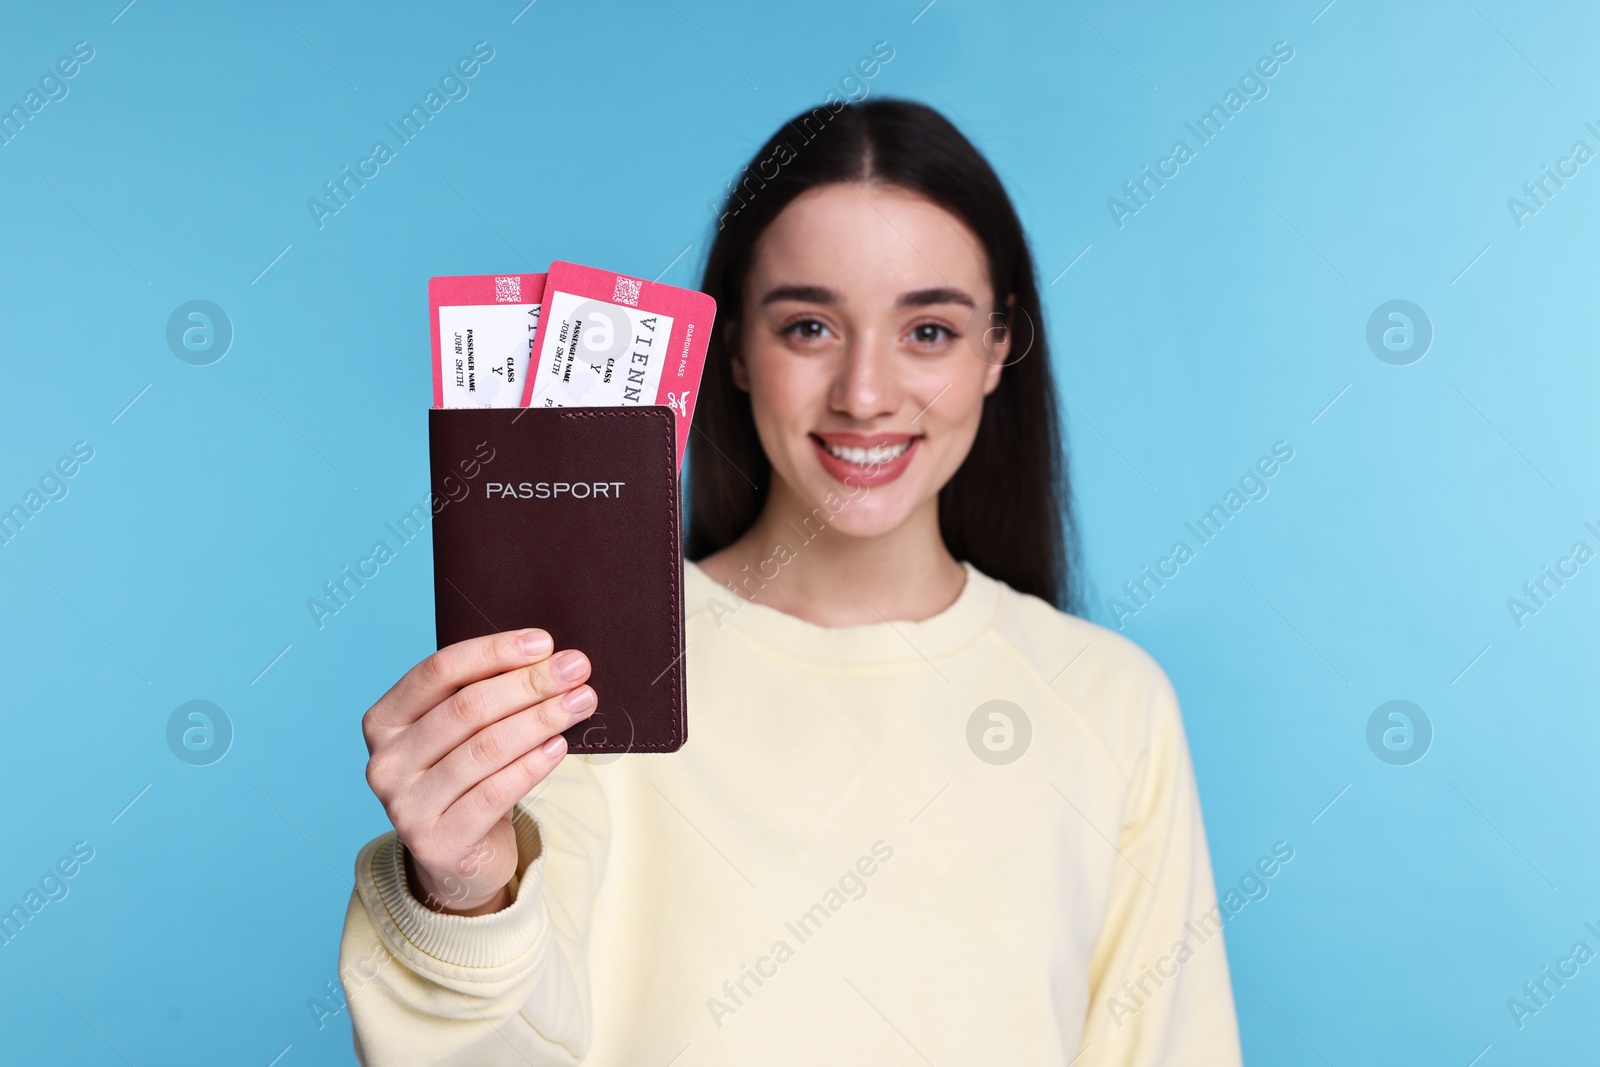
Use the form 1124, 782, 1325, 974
342, 813, 589, 1067
342, 756, 611, 1066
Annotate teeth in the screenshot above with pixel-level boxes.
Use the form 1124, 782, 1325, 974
822, 439, 910, 465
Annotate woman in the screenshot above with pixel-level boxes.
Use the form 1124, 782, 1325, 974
342, 99, 1242, 1065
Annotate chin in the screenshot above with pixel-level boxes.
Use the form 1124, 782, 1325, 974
791, 469, 926, 538
818, 500, 919, 540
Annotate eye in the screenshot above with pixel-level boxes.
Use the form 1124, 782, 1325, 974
906, 322, 957, 348
781, 317, 833, 343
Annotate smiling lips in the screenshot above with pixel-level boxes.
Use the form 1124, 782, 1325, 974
810, 432, 921, 487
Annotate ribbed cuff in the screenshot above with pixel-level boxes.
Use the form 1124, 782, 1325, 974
359, 805, 549, 970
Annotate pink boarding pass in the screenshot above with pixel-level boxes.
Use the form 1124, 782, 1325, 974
430, 273, 547, 408
519, 260, 716, 467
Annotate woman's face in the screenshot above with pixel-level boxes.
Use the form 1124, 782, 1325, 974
734, 183, 1007, 539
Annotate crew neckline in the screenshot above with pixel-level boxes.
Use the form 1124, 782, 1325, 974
683, 558, 1001, 664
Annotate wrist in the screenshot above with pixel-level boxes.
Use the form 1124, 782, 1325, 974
402, 842, 513, 916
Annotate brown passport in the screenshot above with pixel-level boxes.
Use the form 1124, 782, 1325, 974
428, 405, 685, 753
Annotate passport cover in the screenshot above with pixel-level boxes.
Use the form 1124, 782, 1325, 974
428, 405, 685, 753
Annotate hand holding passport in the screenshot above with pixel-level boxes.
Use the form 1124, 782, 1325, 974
364, 261, 713, 914
428, 263, 716, 756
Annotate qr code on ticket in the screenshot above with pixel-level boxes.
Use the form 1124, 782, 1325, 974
612, 275, 642, 307
494, 276, 521, 303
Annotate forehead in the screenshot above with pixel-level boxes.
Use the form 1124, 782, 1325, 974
747, 183, 992, 302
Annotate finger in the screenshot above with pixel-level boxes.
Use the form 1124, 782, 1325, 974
436, 730, 572, 851
414, 683, 596, 817
365, 629, 554, 747
395, 649, 592, 771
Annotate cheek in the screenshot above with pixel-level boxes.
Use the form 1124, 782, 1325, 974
741, 344, 825, 461
744, 349, 792, 402
917, 355, 989, 432
910, 359, 989, 476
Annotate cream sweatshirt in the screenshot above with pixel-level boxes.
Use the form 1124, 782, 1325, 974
340, 560, 1243, 1065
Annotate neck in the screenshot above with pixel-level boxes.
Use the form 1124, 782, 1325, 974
698, 475, 968, 627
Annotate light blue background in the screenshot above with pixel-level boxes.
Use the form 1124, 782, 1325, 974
2, 1, 1595, 1063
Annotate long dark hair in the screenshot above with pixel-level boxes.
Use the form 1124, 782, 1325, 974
687, 98, 1079, 614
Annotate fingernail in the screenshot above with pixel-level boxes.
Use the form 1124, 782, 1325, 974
519, 630, 553, 658
551, 650, 588, 683
563, 685, 595, 714
542, 734, 567, 758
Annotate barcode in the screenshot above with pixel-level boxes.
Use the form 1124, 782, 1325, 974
612, 275, 642, 307
494, 275, 521, 303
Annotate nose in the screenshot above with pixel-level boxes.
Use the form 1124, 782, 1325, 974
829, 329, 901, 421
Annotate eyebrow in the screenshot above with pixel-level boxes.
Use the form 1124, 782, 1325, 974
760, 284, 838, 306
757, 284, 977, 309
896, 287, 976, 309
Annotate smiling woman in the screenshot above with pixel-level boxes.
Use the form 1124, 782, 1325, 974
342, 99, 1242, 1066
691, 102, 1075, 622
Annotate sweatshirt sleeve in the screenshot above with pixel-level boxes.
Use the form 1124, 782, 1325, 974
339, 756, 610, 1066
1073, 668, 1244, 1066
